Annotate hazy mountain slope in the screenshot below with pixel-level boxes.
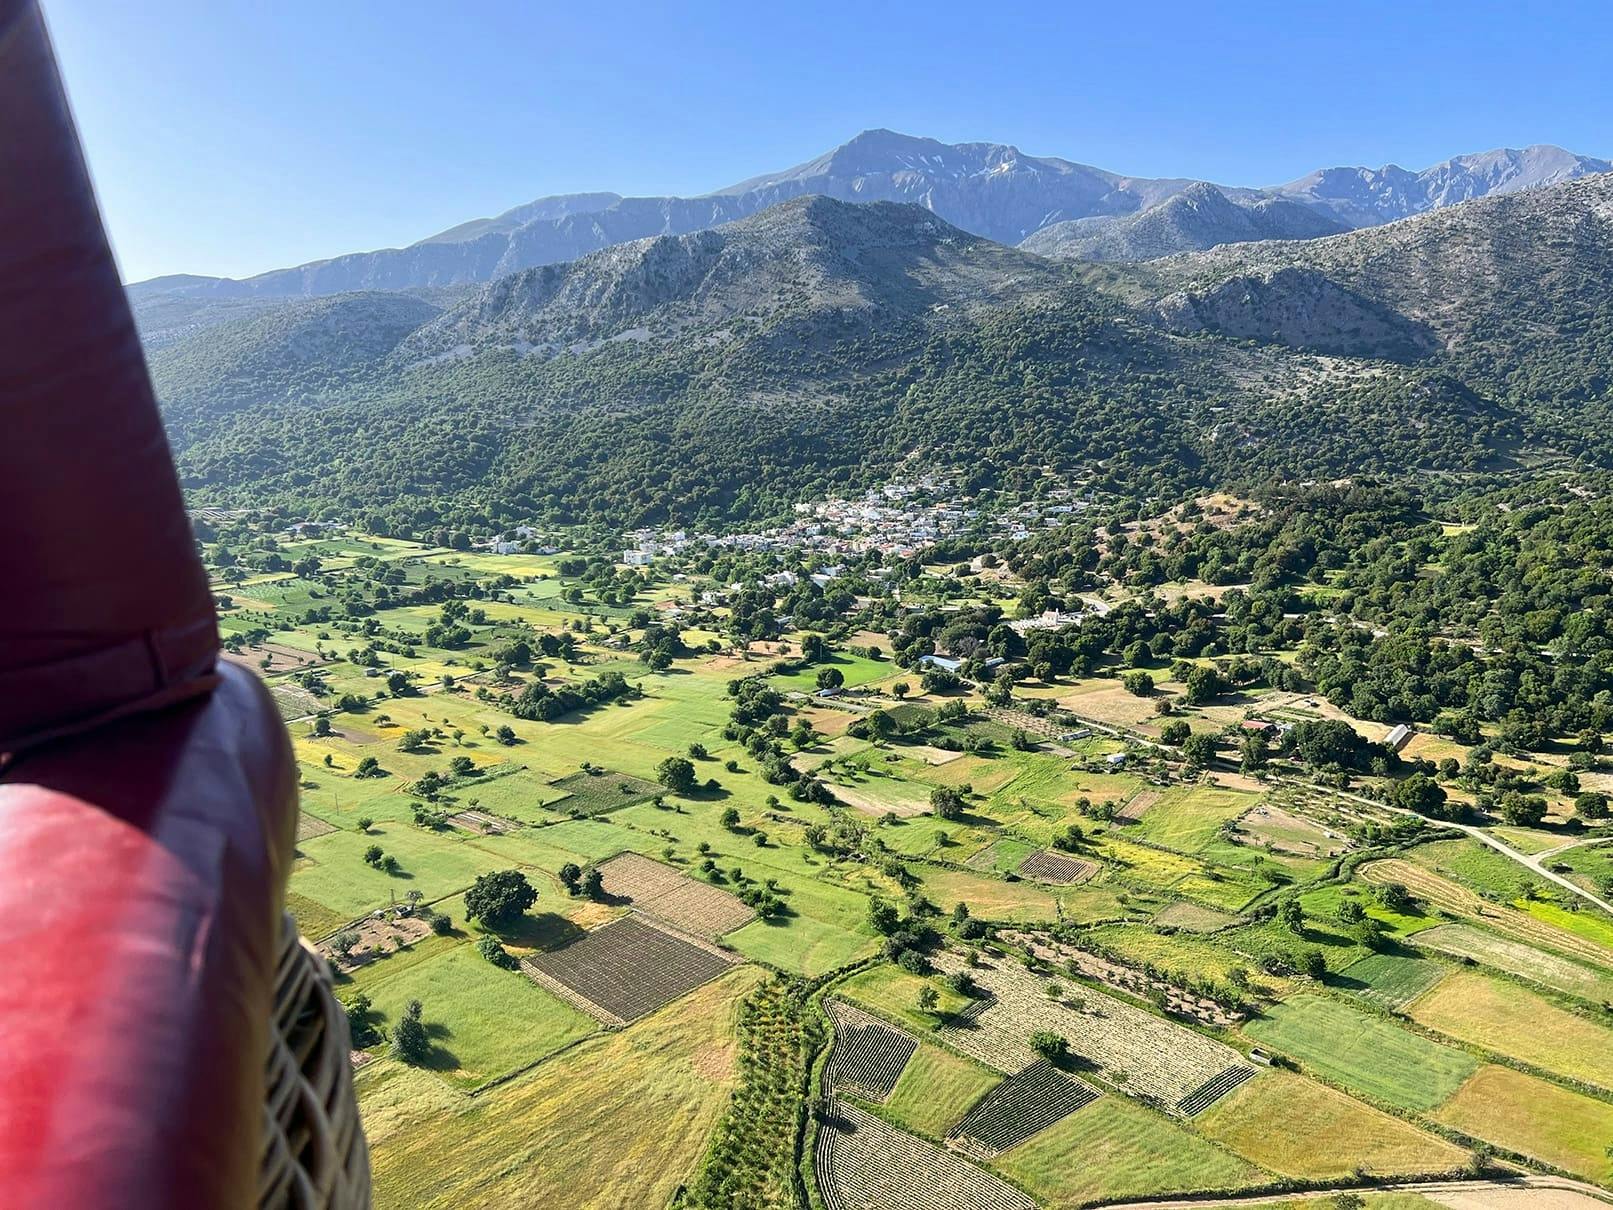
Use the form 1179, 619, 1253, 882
125, 133, 1608, 304
1021, 183, 1347, 261
1277, 144, 1611, 228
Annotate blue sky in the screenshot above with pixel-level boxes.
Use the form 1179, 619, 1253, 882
45, 0, 1613, 283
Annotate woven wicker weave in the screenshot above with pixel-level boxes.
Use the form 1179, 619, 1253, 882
262, 914, 371, 1209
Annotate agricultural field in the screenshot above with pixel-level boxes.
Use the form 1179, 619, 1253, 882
525, 914, 740, 1025
1433, 1066, 1613, 1183
1338, 953, 1449, 1010
932, 950, 1255, 1112
816, 1099, 1035, 1210
1242, 996, 1479, 1111
1413, 922, 1613, 1001
1405, 970, 1613, 1090
947, 1059, 1099, 1158
1194, 1071, 1465, 1179
592, 851, 755, 937
824, 999, 919, 1101
200, 524, 1613, 1206
995, 1094, 1261, 1207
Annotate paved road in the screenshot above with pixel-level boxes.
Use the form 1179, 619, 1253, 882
1102, 1174, 1613, 1209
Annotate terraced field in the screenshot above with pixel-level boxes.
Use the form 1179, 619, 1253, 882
525, 914, 740, 1025
816, 1099, 1035, 1210
824, 999, 918, 1101
947, 1059, 1099, 1158
932, 951, 1255, 1112
593, 852, 755, 938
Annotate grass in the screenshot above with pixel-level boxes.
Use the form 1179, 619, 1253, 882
364, 966, 761, 1207
1413, 922, 1613, 1002
353, 943, 597, 1088
1434, 1065, 1613, 1183
1518, 896, 1613, 952
1195, 1070, 1465, 1179
995, 1095, 1261, 1207
1241, 995, 1479, 1112
1406, 969, 1613, 1090
836, 964, 973, 1034
546, 768, 662, 815
1336, 953, 1448, 1010
883, 1042, 1000, 1137
1129, 784, 1261, 853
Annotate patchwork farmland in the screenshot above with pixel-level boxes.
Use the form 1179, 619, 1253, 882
816, 1099, 1035, 1210
198, 523, 1613, 1207
824, 999, 918, 1101
525, 914, 740, 1026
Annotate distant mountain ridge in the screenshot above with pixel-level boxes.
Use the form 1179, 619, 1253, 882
1021, 183, 1349, 261
127, 131, 1609, 300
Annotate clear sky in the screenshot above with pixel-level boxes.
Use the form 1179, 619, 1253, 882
43, 0, 1613, 284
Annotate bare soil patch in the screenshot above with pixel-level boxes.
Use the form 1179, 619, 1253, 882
318, 909, 432, 970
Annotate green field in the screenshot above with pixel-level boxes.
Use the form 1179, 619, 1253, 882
1434, 1065, 1613, 1183
1337, 953, 1448, 1009
1242, 996, 1479, 1111
883, 1043, 1000, 1137
352, 943, 597, 1088
996, 1095, 1261, 1206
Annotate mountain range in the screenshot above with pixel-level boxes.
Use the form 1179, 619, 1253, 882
149, 161, 1613, 530
128, 130, 1610, 309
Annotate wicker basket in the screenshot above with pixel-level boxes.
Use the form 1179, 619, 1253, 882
261, 914, 371, 1209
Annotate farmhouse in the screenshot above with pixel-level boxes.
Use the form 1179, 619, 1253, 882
1385, 723, 1414, 751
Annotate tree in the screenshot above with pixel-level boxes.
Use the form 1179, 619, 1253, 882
330, 930, 360, 964
494, 724, 517, 746
464, 869, 537, 929
866, 708, 897, 743
1181, 731, 1217, 769
892, 682, 910, 699
1391, 772, 1448, 817
345, 992, 381, 1048
1183, 664, 1226, 706
1029, 1030, 1069, 1065
582, 867, 605, 899
1499, 791, 1548, 827
354, 756, 382, 778
390, 998, 430, 1065
362, 844, 383, 866
1160, 719, 1191, 747
815, 666, 844, 691
312, 715, 333, 737
558, 862, 582, 895
1122, 670, 1154, 697
1574, 791, 1609, 820
355, 815, 373, 833
868, 899, 900, 935
476, 934, 519, 970
916, 986, 939, 1014
930, 786, 966, 821
800, 632, 829, 663
1279, 898, 1305, 934
720, 806, 742, 829
657, 755, 698, 794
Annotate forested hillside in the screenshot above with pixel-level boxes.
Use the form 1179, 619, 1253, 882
149, 175, 1613, 533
